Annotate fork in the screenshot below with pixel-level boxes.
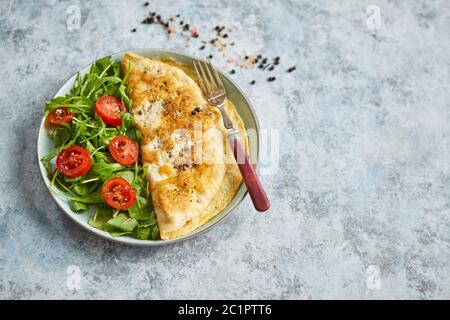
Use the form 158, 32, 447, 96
193, 59, 270, 212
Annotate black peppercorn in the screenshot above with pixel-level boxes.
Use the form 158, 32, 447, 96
287, 66, 297, 72
191, 107, 202, 115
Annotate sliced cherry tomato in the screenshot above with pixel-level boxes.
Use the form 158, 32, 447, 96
102, 177, 136, 210
46, 107, 74, 126
95, 96, 126, 126
56, 145, 92, 178
109, 135, 139, 166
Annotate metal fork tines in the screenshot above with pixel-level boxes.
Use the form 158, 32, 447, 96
193, 59, 234, 130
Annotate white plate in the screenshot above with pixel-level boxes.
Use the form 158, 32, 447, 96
36, 49, 260, 246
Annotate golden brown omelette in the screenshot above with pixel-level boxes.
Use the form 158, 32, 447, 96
120, 52, 248, 239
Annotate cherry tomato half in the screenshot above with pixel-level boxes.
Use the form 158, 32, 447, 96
101, 177, 136, 210
46, 107, 74, 126
56, 145, 92, 178
109, 135, 139, 166
95, 96, 126, 126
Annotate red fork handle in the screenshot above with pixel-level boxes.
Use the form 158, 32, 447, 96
229, 134, 270, 212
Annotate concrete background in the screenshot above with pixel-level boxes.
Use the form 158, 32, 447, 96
1, 0, 450, 299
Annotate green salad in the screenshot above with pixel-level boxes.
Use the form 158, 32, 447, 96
41, 56, 159, 240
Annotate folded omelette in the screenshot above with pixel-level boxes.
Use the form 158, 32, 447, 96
120, 53, 248, 239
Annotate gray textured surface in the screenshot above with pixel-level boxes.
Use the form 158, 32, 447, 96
1, 0, 450, 299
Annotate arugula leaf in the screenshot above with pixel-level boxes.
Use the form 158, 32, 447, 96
134, 226, 151, 240
128, 202, 149, 221
116, 171, 135, 184
88, 206, 113, 229
105, 213, 138, 232
110, 231, 132, 237
71, 201, 89, 214
120, 113, 135, 132
150, 225, 160, 240
69, 191, 103, 204
93, 162, 125, 180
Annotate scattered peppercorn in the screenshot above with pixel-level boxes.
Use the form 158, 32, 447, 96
138, 15, 291, 81
287, 66, 297, 72
191, 107, 202, 115
142, 16, 155, 24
